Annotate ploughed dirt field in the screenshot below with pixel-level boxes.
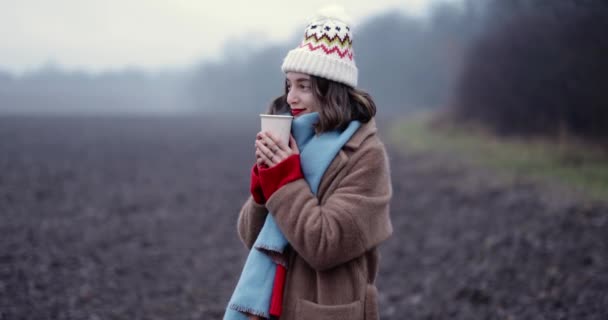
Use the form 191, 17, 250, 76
1, 116, 606, 319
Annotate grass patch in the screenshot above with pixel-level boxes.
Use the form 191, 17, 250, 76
389, 113, 608, 200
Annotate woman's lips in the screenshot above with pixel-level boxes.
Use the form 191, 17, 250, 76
291, 108, 306, 116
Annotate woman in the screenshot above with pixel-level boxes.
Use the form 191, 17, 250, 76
225, 6, 392, 320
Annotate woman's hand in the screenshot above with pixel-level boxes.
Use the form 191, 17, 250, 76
255, 132, 299, 168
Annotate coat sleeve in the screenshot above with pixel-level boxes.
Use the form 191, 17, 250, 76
237, 196, 269, 249
265, 143, 393, 271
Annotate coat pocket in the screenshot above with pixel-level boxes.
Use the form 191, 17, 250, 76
296, 299, 363, 320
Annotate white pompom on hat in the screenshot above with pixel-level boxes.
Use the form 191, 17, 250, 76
281, 5, 358, 87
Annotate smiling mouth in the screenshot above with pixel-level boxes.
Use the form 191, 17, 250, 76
291, 108, 306, 116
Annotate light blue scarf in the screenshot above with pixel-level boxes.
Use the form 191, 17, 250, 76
225, 112, 360, 319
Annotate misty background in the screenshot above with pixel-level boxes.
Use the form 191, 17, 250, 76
3, 0, 606, 146
2, 0, 605, 139
1, 0, 472, 116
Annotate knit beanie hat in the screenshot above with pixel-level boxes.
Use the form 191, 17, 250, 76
281, 5, 358, 88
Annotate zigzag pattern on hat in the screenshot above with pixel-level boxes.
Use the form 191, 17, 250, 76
303, 33, 352, 49
300, 42, 354, 60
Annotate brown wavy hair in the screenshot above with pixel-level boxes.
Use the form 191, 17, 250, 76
267, 75, 376, 133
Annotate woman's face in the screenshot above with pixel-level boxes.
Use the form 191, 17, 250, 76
286, 72, 319, 117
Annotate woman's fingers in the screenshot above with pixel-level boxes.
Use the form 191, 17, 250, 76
255, 152, 265, 166
262, 132, 295, 154
260, 133, 277, 152
255, 142, 265, 166
289, 135, 299, 154
256, 140, 273, 159
256, 131, 299, 168
256, 140, 276, 166
256, 148, 273, 167
267, 132, 290, 153
259, 133, 285, 158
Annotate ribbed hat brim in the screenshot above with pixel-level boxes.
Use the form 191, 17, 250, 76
281, 49, 358, 87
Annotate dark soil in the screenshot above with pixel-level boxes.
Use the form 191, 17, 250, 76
0, 116, 606, 320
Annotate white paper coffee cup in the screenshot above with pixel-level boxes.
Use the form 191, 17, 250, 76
260, 114, 293, 146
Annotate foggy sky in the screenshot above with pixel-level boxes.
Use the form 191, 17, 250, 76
0, 0, 450, 73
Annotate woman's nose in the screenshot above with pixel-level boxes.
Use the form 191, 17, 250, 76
287, 90, 298, 105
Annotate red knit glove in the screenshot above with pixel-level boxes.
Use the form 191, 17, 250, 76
259, 154, 304, 200
250, 163, 266, 204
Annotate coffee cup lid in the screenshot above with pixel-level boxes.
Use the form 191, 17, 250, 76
260, 114, 293, 119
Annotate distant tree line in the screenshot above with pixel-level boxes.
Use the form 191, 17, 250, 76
2, 0, 605, 145
0, 3, 479, 117
0, 64, 191, 115
450, 0, 608, 144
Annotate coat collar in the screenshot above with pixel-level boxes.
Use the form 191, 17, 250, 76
317, 118, 378, 200
344, 118, 377, 150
